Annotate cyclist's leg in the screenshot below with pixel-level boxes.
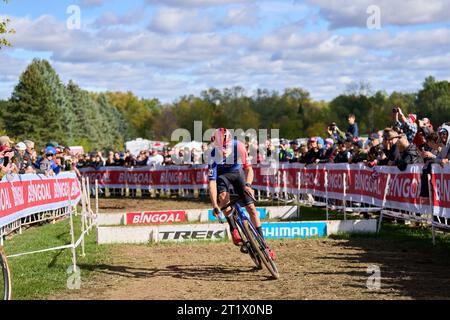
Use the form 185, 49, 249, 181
230, 172, 262, 232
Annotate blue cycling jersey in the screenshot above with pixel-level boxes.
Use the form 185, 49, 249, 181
208, 140, 250, 181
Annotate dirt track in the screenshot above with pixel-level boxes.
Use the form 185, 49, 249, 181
56, 237, 450, 300
54, 197, 450, 300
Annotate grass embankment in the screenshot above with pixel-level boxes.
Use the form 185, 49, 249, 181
3, 216, 110, 300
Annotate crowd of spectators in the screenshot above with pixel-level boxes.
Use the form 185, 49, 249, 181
2, 107, 450, 196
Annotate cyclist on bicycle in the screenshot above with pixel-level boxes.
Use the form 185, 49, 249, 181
208, 128, 276, 260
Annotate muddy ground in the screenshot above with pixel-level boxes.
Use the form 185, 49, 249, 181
55, 198, 450, 300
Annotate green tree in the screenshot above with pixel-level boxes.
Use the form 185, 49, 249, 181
5, 60, 65, 146
1, 0, 15, 49
415, 76, 450, 127
66, 80, 104, 150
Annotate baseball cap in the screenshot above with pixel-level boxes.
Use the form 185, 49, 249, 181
309, 137, 318, 143
370, 133, 380, 141
15, 142, 27, 151
325, 138, 334, 145
317, 137, 324, 146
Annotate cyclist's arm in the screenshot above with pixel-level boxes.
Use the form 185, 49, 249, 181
243, 165, 254, 185
209, 180, 219, 208
208, 161, 219, 208
237, 141, 253, 185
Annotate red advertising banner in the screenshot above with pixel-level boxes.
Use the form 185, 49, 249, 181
80, 165, 209, 189
126, 211, 187, 225
431, 165, 450, 218
0, 172, 82, 227
81, 163, 447, 217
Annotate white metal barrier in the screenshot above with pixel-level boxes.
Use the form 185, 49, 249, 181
6, 177, 97, 273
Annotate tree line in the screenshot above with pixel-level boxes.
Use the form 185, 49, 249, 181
0, 59, 449, 152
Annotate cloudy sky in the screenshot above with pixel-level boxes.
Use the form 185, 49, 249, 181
1, 0, 449, 102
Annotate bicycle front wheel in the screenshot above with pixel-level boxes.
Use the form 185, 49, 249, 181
0, 248, 12, 300
242, 220, 279, 279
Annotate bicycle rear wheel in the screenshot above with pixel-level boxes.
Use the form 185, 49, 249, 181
0, 248, 12, 300
242, 220, 279, 279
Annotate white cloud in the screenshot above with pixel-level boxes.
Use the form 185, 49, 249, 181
2, 6, 450, 103
148, 7, 215, 33
93, 8, 146, 27
307, 0, 450, 28
145, 0, 249, 8
80, 0, 105, 8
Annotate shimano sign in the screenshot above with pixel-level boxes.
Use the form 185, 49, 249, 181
262, 222, 327, 239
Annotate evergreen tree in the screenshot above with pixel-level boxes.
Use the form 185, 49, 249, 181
5, 59, 64, 146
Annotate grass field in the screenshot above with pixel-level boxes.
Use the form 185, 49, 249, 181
3, 216, 111, 300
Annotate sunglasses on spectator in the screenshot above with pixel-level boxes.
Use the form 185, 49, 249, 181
46, 153, 54, 157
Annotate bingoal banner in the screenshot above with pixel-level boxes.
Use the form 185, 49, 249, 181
80, 163, 448, 218
0, 172, 82, 228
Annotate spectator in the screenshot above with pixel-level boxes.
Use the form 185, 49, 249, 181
394, 135, 422, 171
39, 147, 60, 176
327, 122, 346, 144
350, 140, 368, 164
279, 139, 294, 162
303, 137, 321, 164
135, 150, 148, 166
114, 152, 124, 166
379, 128, 401, 166
318, 139, 335, 163
347, 114, 359, 138
414, 117, 433, 149
392, 107, 417, 143
333, 140, 351, 163
14, 142, 33, 174
147, 149, 164, 166
420, 124, 450, 198
105, 151, 115, 166
124, 150, 135, 167
289, 140, 301, 163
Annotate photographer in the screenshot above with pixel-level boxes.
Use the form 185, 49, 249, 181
327, 122, 346, 144
14, 142, 35, 174
392, 107, 418, 143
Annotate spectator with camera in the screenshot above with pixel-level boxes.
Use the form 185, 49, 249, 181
392, 107, 418, 143
0, 136, 17, 177
327, 122, 346, 143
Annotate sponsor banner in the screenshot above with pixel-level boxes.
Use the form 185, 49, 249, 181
80, 165, 209, 190
158, 224, 228, 242
262, 221, 327, 239
126, 211, 187, 225
431, 165, 450, 218
0, 172, 82, 227
81, 163, 441, 216
208, 207, 267, 221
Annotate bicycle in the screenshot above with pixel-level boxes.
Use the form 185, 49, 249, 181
218, 192, 279, 279
0, 246, 12, 300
